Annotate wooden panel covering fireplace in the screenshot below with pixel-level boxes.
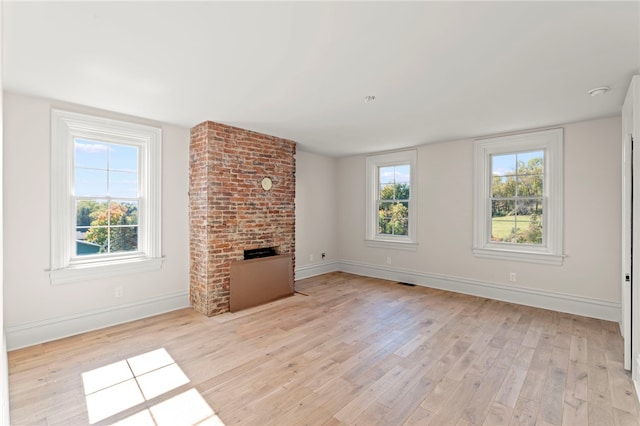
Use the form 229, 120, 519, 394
229, 254, 294, 312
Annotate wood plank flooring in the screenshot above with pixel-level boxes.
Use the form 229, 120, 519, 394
8, 272, 640, 425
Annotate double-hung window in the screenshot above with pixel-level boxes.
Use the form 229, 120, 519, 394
50, 110, 162, 284
366, 150, 418, 250
473, 128, 563, 265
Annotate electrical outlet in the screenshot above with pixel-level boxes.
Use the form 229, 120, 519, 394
115, 286, 123, 298
509, 272, 517, 282
321, 252, 326, 260
386, 256, 392, 265
309, 254, 314, 261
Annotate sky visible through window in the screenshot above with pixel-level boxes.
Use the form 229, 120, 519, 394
379, 164, 410, 186
74, 139, 138, 198
491, 150, 543, 176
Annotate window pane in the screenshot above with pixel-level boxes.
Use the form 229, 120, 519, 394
492, 154, 516, 177
83, 225, 108, 254
397, 183, 409, 200
109, 144, 138, 172
380, 183, 395, 200
110, 171, 138, 198
379, 167, 395, 184
75, 139, 108, 169
491, 200, 515, 242
394, 165, 410, 184
110, 226, 138, 253
76, 200, 108, 228
492, 176, 516, 197
492, 198, 514, 218
517, 175, 543, 196
517, 151, 544, 175
75, 169, 108, 196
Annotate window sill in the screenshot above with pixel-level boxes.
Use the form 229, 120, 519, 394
50, 257, 163, 285
365, 239, 419, 251
473, 247, 564, 265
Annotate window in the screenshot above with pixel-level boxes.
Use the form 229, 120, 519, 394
473, 128, 563, 265
50, 110, 162, 284
366, 150, 418, 250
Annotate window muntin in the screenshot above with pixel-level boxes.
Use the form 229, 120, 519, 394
490, 150, 544, 245
74, 139, 140, 256
377, 164, 410, 237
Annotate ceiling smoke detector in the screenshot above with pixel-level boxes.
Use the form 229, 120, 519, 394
587, 86, 610, 97
364, 95, 376, 103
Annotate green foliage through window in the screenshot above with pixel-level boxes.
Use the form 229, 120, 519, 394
377, 165, 410, 236
490, 151, 543, 245
76, 200, 139, 255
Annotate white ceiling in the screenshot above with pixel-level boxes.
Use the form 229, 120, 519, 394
3, 1, 639, 157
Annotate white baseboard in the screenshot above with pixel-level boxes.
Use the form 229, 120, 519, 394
6, 291, 190, 351
6, 263, 622, 350
295, 260, 340, 280
337, 260, 621, 322
634, 356, 640, 405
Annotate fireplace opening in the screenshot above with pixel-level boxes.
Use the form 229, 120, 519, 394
244, 247, 278, 260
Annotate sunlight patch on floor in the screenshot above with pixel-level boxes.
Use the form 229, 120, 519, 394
150, 389, 217, 425
137, 363, 190, 400
85, 378, 145, 424
81, 348, 224, 425
128, 348, 176, 376
81, 360, 133, 395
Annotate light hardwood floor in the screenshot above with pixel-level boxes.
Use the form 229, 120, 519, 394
8, 272, 640, 425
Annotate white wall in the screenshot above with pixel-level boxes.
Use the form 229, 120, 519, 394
295, 150, 339, 279
3, 92, 190, 349
0, 2, 10, 422
337, 117, 623, 320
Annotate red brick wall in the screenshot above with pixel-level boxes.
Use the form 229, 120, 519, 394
189, 121, 296, 316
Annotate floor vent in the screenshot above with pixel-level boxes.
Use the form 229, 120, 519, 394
397, 282, 416, 287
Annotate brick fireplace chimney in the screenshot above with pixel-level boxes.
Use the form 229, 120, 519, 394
189, 121, 296, 316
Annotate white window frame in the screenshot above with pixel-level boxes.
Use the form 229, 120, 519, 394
366, 150, 418, 251
473, 128, 563, 265
50, 109, 162, 284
